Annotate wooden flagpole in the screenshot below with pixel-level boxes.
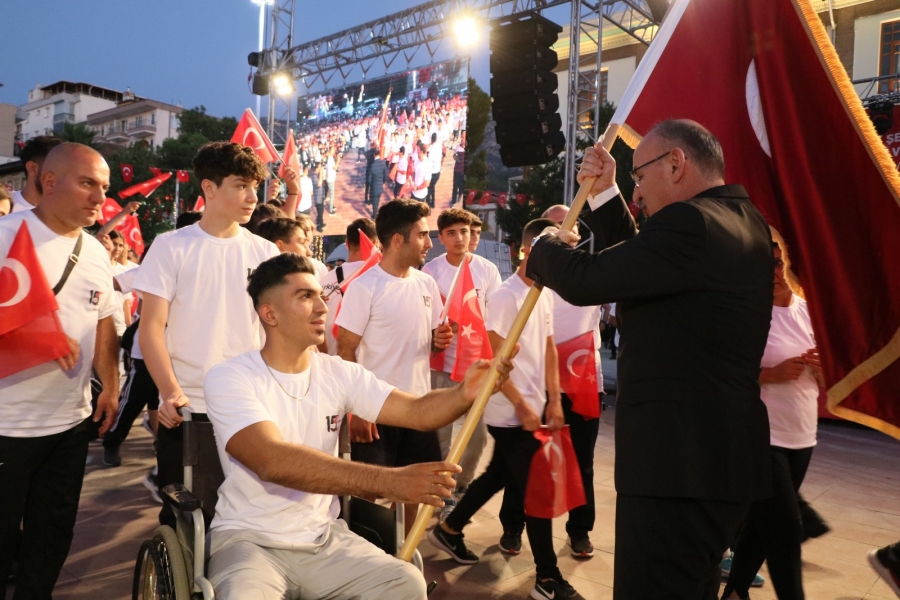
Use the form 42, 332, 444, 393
398, 125, 622, 562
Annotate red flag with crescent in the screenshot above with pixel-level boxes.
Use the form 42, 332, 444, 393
119, 172, 172, 200
496, 192, 509, 208
446, 257, 492, 382
176, 170, 190, 183
232, 108, 280, 164
556, 331, 600, 419
525, 427, 586, 519
0, 221, 70, 377
194, 196, 205, 212
608, 0, 900, 439
120, 163, 134, 183
466, 190, 476, 206
117, 215, 145, 257
97, 197, 123, 225
279, 133, 300, 179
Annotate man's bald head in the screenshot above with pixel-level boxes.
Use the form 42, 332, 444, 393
541, 204, 569, 225
36, 143, 111, 235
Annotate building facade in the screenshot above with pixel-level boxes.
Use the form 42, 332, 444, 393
17, 81, 123, 142
88, 96, 182, 148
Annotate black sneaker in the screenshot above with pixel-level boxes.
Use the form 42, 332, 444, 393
103, 446, 121, 467
531, 576, 585, 600
427, 526, 479, 564
499, 530, 522, 555
568, 535, 594, 559
869, 543, 900, 598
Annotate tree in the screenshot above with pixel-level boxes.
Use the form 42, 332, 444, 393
60, 122, 98, 148
495, 100, 635, 249
178, 106, 239, 141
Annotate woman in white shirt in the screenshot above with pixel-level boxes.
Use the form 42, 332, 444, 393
723, 241, 825, 600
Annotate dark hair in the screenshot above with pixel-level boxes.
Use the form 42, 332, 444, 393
20, 136, 64, 176
268, 198, 285, 208
193, 141, 270, 188
108, 230, 123, 241
247, 252, 316, 309
176, 211, 203, 229
649, 119, 725, 180
523, 218, 556, 246
467, 211, 483, 228
255, 217, 301, 245
346, 218, 376, 249
437, 208, 472, 232
375, 199, 430, 248
245, 203, 284, 234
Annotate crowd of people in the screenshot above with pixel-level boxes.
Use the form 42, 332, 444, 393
288, 94, 468, 231
1, 121, 900, 600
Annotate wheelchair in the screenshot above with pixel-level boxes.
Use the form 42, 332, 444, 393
132, 410, 429, 599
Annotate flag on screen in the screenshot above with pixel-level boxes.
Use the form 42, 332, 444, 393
557, 331, 600, 419
0, 222, 70, 377
525, 427, 586, 519
606, 0, 900, 439
119, 172, 172, 200
232, 108, 280, 164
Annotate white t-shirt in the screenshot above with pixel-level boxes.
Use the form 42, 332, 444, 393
205, 350, 394, 544
319, 260, 364, 355
299, 176, 313, 212
411, 157, 430, 200
110, 261, 131, 336
428, 143, 443, 175
335, 264, 442, 396
422, 253, 502, 374
395, 155, 409, 185
132, 223, 279, 412
760, 296, 819, 449
0, 211, 116, 436
483, 274, 553, 427
310, 256, 329, 280
10, 190, 35, 214
325, 157, 336, 182
551, 291, 603, 391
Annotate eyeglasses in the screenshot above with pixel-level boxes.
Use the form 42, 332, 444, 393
629, 151, 671, 186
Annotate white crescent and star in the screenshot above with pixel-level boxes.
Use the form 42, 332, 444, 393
462, 288, 481, 317
0, 258, 31, 307
745, 59, 772, 158
565, 349, 591, 378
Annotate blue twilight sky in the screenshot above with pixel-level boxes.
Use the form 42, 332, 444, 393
0, 0, 572, 121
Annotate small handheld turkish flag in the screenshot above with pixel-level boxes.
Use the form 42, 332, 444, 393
194, 196, 205, 212
446, 257, 492, 382
0, 222, 70, 377
279, 133, 301, 179
525, 427, 586, 519
120, 163, 134, 183
119, 173, 172, 200
232, 108, 280, 164
176, 170, 190, 183
148, 167, 162, 177
117, 214, 145, 257
97, 197, 123, 225
330, 232, 381, 339
557, 331, 600, 419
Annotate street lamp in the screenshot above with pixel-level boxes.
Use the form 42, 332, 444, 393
272, 72, 295, 97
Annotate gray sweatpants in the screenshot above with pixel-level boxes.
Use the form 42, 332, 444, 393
431, 370, 487, 487
208, 520, 426, 600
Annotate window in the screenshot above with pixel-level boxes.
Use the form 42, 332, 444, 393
879, 20, 900, 93
151, 113, 156, 125
135, 116, 143, 127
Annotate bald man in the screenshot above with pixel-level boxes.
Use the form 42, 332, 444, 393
0, 143, 120, 598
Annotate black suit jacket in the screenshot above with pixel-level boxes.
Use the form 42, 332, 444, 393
527, 185, 773, 502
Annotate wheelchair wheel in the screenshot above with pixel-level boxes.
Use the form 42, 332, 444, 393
132, 526, 191, 599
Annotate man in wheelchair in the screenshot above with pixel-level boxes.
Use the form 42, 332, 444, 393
200, 253, 514, 599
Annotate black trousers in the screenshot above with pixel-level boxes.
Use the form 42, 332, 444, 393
444, 426, 560, 581
103, 359, 158, 450
366, 179, 382, 214
426, 172, 440, 207
451, 172, 465, 205
499, 393, 601, 538
0, 418, 92, 600
723, 446, 813, 600
615, 494, 749, 600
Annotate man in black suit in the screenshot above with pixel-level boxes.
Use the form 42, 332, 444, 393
526, 120, 773, 599
366, 148, 389, 215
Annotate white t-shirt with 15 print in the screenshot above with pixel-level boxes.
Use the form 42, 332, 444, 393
132, 223, 279, 413
483, 274, 554, 428
335, 264, 442, 396
760, 295, 820, 449
422, 253, 502, 374
0, 211, 116, 436
205, 350, 394, 544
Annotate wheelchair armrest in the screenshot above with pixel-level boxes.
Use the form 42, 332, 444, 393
162, 483, 201, 513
